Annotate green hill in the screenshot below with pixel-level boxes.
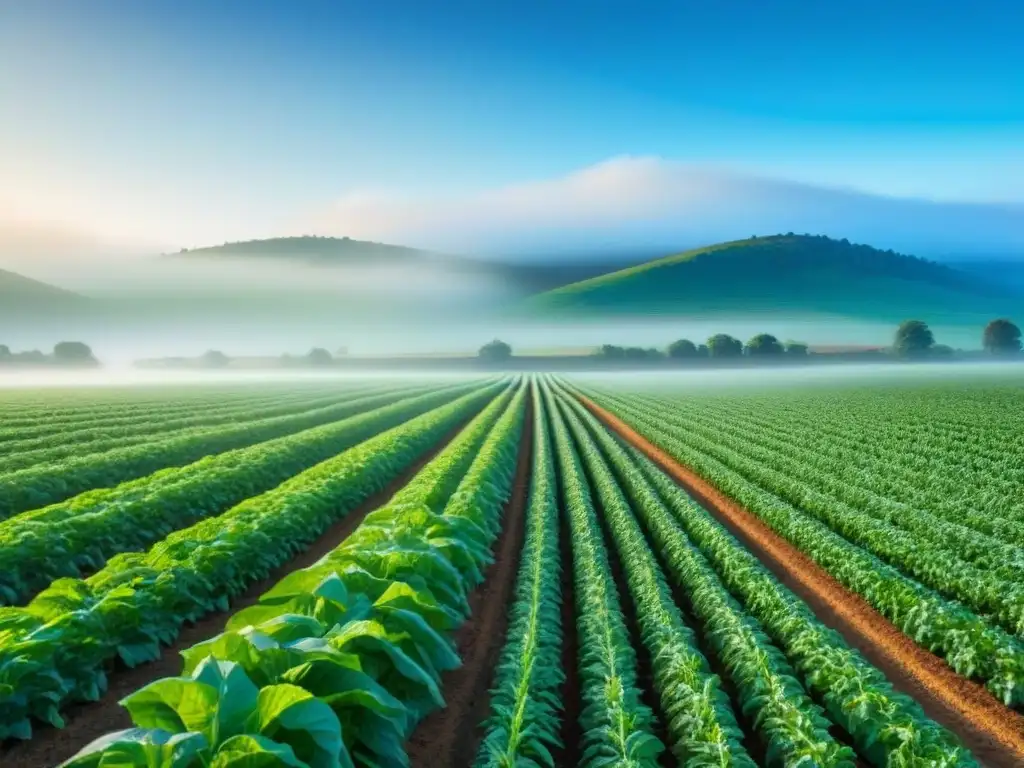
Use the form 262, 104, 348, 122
172, 235, 441, 265
0, 268, 85, 307
529, 234, 1023, 324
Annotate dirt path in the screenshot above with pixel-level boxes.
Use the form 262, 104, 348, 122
406, 399, 533, 768
3, 419, 473, 768
579, 395, 1024, 768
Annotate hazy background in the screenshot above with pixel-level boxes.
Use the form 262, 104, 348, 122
2, 1, 1022, 363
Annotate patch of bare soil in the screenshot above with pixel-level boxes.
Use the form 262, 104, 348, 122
406, 399, 533, 768
2, 419, 473, 768
580, 395, 1024, 768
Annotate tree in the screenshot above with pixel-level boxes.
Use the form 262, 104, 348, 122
201, 350, 230, 368
307, 347, 333, 366
893, 320, 934, 359
932, 344, 955, 358
0, 344, 9, 358
479, 339, 512, 362
667, 339, 698, 358
983, 318, 1022, 355
597, 345, 626, 359
52, 341, 97, 365
784, 341, 809, 356
696, 344, 709, 358
706, 333, 743, 358
745, 333, 784, 356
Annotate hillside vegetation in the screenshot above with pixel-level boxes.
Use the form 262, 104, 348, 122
530, 234, 1021, 323
0, 268, 85, 309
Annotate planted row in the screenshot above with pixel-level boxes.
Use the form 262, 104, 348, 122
64, 380, 527, 766
0, 382, 463, 519
555, 394, 760, 766
0, 383, 505, 741
0, 382, 481, 605
557, 389, 975, 767
590, 392, 1024, 707
474, 380, 564, 767
0, 385, 394, 474
543, 384, 664, 767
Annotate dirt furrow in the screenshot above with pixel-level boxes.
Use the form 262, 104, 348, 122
406, 398, 533, 768
3, 419, 473, 768
579, 395, 1024, 768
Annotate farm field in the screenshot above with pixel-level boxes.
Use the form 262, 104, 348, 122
0, 372, 1023, 767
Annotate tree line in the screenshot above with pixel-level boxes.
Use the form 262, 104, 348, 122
478, 317, 1022, 362
0, 342, 99, 367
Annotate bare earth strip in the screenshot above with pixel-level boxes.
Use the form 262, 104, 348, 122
579, 395, 1024, 768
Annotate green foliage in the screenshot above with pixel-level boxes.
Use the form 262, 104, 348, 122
306, 348, 333, 365
666, 339, 698, 358
585, 385, 1024, 709
744, 333, 784, 356
474, 382, 563, 767
479, 339, 513, 362
544, 385, 664, 768
784, 341, 809, 356
983, 318, 1022, 355
892, 320, 934, 358
0, 384, 477, 605
52, 341, 96, 364
706, 334, 743, 358
62, 382, 528, 766
0, 383, 506, 740
200, 350, 230, 368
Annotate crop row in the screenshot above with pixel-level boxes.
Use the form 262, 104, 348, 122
580, 388, 1024, 708
554, 385, 975, 767
62, 378, 527, 766
473, 381, 564, 767
0, 382, 487, 606
0, 382, 506, 741
0, 384, 400, 472
0, 381, 471, 519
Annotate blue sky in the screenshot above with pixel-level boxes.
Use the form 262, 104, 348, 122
1, 0, 1022, 256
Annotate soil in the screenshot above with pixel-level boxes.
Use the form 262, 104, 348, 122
406, 399, 533, 768
579, 395, 1024, 768
2, 418, 473, 768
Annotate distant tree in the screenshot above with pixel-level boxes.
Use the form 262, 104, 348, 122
893, 320, 934, 359
479, 339, 512, 362
307, 347, 333, 366
745, 333, 784, 356
53, 341, 97, 365
667, 339, 698, 358
983, 318, 1022, 355
597, 344, 626, 359
201, 350, 230, 368
706, 333, 743, 358
0, 344, 9, 358
14, 350, 46, 363
696, 344, 709, 358
784, 341, 809, 356
931, 344, 955, 358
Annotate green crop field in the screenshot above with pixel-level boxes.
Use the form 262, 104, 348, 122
1, 372, 1023, 767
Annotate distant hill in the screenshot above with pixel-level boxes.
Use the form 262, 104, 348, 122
0, 268, 85, 308
529, 234, 1023, 324
168, 236, 629, 294
172, 235, 443, 266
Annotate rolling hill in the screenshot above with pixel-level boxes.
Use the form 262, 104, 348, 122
168, 236, 630, 294
528, 234, 1024, 324
0, 268, 86, 308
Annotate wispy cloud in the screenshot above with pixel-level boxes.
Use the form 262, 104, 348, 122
312, 156, 1024, 257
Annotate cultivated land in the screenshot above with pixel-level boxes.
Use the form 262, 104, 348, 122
1, 373, 1023, 767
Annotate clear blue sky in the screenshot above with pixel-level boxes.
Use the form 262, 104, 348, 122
1, 0, 1022, 253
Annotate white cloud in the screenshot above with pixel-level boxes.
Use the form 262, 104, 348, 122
312, 156, 1024, 257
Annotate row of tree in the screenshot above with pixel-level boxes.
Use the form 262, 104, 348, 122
894, 318, 1022, 357
0, 342, 98, 366
478, 317, 1022, 362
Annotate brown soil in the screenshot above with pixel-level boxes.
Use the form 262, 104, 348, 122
579, 395, 1024, 768
2, 419, 473, 768
406, 399, 534, 768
